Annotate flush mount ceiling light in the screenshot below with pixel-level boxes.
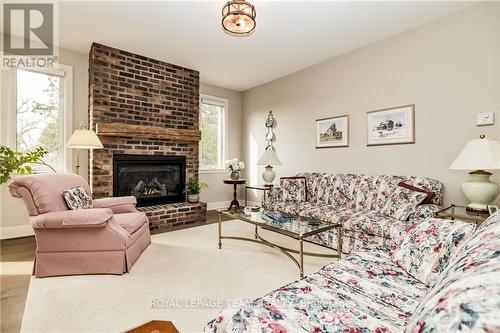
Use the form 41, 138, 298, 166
222, 0, 256, 36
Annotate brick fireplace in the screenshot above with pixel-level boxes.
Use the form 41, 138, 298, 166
89, 43, 206, 232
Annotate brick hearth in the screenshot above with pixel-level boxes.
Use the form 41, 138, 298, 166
88, 42, 205, 231
139, 202, 207, 233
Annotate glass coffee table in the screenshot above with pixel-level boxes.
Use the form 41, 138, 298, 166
217, 208, 342, 278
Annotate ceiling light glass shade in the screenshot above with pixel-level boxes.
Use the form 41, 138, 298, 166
450, 136, 500, 170
222, 0, 256, 35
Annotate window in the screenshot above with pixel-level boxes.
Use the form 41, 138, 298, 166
14, 67, 72, 172
200, 95, 227, 171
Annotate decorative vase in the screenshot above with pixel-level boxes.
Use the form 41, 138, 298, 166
230, 171, 240, 180
261, 165, 276, 185
461, 171, 499, 212
187, 194, 199, 203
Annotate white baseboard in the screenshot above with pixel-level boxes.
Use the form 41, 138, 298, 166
206, 201, 232, 210
0, 224, 34, 240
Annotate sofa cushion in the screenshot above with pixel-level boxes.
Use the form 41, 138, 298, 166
270, 201, 319, 216
374, 175, 406, 211
389, 219, 415, 248
342, 229, 393, 254
298, 205, 356, 224
315, 174, 337, 204
208, 273, 412, 333
354, 175, 381, 211
205, 249, 424, 333
321, 249, 428, 315
436, 212, 500, 285
406, 212, 500, 332
330, 174, 360, 208
380, 186, 427, 221
392, 218, 474, 286
297, 172, 323, 203
114, 212, 147, 234
344, 210, 399, 238
280, 177, 307, 202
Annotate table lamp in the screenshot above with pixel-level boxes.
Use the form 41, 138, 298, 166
257, 149, 282, 185
67, 121, 103, 175
449, 135, 500, 212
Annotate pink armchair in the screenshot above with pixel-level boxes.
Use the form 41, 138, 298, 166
8, 173, 151, 278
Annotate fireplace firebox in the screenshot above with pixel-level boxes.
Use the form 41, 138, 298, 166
113, 154, 186, 207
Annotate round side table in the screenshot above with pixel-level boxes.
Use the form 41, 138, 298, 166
223, 179, 247, 210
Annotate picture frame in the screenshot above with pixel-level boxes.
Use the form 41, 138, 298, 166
315, 115, 349, 148
367, 104, 415, 146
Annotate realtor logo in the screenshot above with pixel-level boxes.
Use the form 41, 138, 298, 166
2, 2, 57, 69
3, 3, 54, 55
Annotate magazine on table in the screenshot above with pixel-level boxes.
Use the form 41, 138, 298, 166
261, 211, 296, 223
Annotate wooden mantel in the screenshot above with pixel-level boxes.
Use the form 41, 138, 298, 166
96, 123, 201, 142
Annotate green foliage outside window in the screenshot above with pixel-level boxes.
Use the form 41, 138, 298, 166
16, 70, 62, 171
200, 103, 223, 169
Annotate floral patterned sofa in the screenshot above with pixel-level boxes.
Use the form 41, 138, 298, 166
205, 212, 500, 333
262, 173, 444, 254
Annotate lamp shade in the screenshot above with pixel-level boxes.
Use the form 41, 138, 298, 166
450, 137, 500, 170
257, 149, 282, 166
67, 129, 103, 149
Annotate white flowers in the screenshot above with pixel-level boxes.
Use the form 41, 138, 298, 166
224, 158, 245, 172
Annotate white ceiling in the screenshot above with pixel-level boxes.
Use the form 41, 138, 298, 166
43, 1, 479, 90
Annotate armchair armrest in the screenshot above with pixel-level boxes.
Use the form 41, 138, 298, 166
262, 187, 282, 210
408, 204, 442, 223
30, 208, 113, 229
93, 196, 137, 214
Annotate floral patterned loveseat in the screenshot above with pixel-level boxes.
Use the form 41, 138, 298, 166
205, 212, 500, 332
262, 173, 444, 254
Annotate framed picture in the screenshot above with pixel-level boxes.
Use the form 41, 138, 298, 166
315, 115, 349, 148
367, 104, 415, 146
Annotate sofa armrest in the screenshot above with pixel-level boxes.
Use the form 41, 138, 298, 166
30, 208, 113, 229
93, 196, 137, 213
262, 187, 282, 210
408, 204, 442, 223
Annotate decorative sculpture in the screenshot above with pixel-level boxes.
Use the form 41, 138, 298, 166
265, 110, 275, 150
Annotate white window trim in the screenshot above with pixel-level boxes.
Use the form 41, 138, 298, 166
199, 94, 228, 173
4, 64, 74, 173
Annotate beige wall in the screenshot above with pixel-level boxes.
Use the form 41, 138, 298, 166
199, 83, 243, 207
242, 3, 500, 206
0, 44, 89, 238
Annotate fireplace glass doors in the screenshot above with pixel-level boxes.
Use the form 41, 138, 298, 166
113, 154, 186, 207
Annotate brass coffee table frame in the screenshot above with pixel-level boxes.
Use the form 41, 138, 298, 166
217, 209, 342, 278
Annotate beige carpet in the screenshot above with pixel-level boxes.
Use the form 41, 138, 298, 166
21, 220, 336, 333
